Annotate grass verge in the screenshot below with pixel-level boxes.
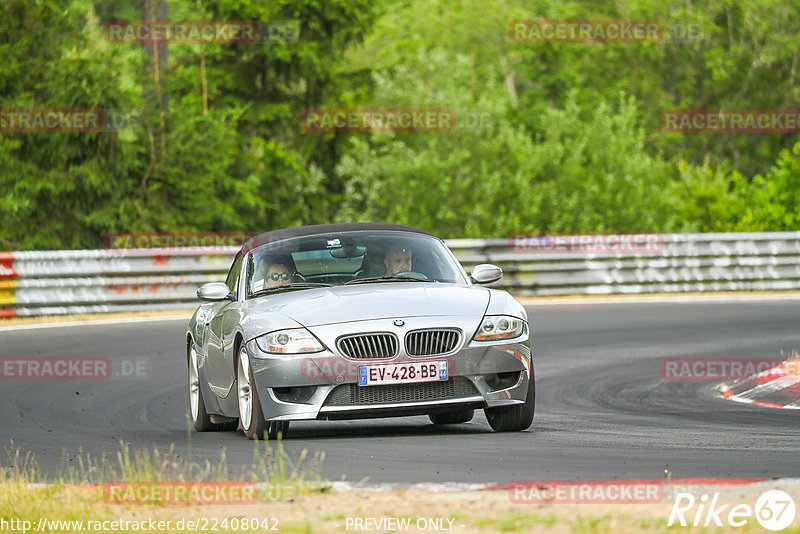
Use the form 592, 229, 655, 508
3, 442, 800, 533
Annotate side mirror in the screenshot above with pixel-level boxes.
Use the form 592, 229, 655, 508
470, 264, 503, 285
197, 282, 235, 301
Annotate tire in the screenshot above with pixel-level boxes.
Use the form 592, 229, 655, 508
429, 409, 474, 425
188, 344, 238, 431
484, 367, 535, 432
237, 344, 268, 440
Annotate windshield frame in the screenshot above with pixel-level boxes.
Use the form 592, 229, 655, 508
243, 230, 470, 299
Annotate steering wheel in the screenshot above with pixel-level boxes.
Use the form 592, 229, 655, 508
393, 271, 428, 280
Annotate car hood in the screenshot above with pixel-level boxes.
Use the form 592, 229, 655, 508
247, 284, 490, 327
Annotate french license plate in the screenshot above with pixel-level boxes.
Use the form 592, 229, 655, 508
358, 360, 448, 386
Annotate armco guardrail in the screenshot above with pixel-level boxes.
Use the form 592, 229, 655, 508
453, 231, 800, 296
0, 249, 237, 318
2, 232, 800, 317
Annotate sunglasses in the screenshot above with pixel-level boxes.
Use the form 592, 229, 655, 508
268, 272, 291, 281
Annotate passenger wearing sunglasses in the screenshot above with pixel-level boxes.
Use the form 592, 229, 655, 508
252, 261, 294, 291
265, 263, 293, 288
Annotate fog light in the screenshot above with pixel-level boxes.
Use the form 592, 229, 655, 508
272, 385, 317, 404
485, 371, 521, 391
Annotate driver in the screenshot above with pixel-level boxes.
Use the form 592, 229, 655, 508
384, 246, 412, 276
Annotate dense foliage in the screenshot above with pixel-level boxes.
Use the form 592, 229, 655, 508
1, 0, 798, 248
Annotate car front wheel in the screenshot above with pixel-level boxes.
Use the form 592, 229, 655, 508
237, 344, 269, 440
484, 368, 535, 432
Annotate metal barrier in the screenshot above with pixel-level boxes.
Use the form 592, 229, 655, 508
0, 249, 236, 317
2, 232, 800, 317
453, 232, 800, 296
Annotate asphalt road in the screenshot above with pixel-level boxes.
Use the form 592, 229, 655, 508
2, 298, 799, 485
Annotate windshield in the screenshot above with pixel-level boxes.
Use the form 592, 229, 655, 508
245, 231, 466, 296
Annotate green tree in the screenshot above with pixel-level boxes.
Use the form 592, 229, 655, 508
1, 0, 379, 249
334, 44, 677, 236
729, 142, 800, 231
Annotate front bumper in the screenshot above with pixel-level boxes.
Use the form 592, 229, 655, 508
246, 316, 532, 421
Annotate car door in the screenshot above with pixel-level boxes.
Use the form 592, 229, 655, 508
206, 252, 243, 398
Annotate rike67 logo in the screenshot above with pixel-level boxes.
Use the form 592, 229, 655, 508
669, 490, 796, 531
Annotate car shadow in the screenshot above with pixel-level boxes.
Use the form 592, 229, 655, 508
280, 419, 490, 441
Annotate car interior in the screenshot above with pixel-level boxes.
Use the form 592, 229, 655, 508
247, 234, 457, 292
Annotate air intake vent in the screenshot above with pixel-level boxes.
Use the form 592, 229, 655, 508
337, 333, 398, 359
323, 377, 479, 406
405, 329, 461, 356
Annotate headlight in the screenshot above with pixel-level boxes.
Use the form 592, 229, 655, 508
255, 328, 324, 354
473, 315, 525, 341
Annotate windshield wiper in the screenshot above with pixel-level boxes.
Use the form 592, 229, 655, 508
345, 275, 436, 285
250, 282, 332, 297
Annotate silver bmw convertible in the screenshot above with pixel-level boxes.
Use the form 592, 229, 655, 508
186, 223, 534, 439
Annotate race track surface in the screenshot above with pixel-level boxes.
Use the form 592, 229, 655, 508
2, 299, 799, 485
